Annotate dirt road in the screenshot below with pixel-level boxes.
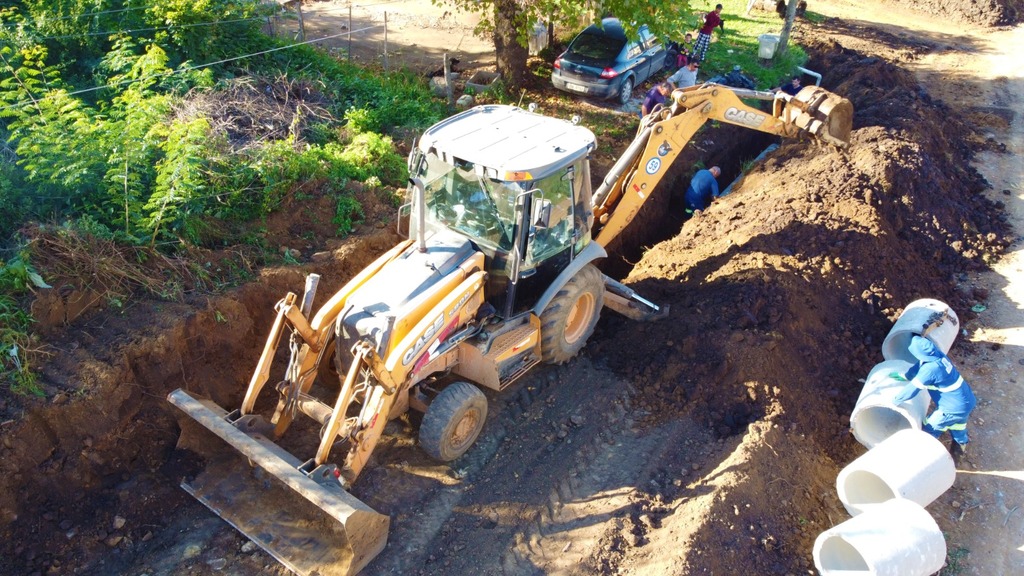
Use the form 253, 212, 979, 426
281, 0, 495, 72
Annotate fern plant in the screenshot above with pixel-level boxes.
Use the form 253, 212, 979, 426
145, 117, 211, 246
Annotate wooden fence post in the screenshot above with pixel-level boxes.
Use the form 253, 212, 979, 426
444, 52, 455, 111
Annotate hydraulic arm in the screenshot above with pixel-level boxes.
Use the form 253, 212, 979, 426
591, 83, 853, 246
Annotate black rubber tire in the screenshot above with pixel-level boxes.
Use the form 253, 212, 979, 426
419, 381, 488, 462
617, 76, 635, 105
664, 50, 678, 72
539, 263, 604, 364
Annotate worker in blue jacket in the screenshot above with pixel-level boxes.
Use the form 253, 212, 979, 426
891, 335, 977, 455
684, 166, 721, 215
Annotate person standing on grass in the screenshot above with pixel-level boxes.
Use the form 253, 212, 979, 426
691, 4, 725, 64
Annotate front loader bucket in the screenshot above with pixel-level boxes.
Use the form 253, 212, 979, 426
167, 389, 389, 576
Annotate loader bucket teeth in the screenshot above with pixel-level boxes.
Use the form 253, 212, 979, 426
168, 389, 389, 576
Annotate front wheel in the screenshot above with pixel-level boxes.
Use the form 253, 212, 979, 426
539, 263, 604, 364
419, 382, 488, 462
617, 77, 635, 105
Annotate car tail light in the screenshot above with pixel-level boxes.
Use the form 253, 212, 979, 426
600, 68, 619, 79
553, 53, 565, 69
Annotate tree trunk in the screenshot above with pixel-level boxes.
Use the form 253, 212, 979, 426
493, 0, 528, 90
777, 0, 799, 57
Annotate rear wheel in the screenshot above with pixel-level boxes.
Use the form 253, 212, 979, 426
664, 50, 679, 71
540, 263, 604, 364
617, 77, 634, 105
419, 382, 487, 461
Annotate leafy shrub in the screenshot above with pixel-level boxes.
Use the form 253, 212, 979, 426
333, 195, 365, 235
0, 253, 47, 396
338, 132, 407, 186
0, 2, 433, 253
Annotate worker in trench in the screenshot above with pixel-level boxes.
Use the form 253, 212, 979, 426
683, 166, 722, 217
890, 335, 978, 461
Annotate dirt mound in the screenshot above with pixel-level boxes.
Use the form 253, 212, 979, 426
896, 0, 1022, 26
574, 36, 1009, 573
0, 230, 401, 575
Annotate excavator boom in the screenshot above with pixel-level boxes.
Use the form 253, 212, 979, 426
592, 83, 853, 246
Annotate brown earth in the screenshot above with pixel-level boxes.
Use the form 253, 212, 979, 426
2, 2, 1023, 576
897, 0, 1023, 26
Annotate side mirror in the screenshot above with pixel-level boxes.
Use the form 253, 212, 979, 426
532, 198, 552, 229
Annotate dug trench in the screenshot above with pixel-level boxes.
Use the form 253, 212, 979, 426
0, 29, 1013, 576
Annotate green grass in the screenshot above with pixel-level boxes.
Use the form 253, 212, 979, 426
674, 0, 809, 90
939, 545, 970, 575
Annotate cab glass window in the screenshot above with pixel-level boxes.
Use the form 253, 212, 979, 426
527, 163, 579, 264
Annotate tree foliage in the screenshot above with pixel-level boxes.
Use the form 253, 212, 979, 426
0, 0, 443, 247
436, 0, 692, 89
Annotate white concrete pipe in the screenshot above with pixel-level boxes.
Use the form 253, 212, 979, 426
881, 298, 959, 363
813, 498, 946, 575
850, 360, 930, 449
837, 429, 955, 517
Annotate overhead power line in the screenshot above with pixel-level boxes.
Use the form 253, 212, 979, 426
39, 6, 150, 23
1, 1, 266, 31
41, 15, 267, 40
0, 24, 383, 114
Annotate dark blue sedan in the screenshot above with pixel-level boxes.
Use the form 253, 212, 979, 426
551, 19, 672, 105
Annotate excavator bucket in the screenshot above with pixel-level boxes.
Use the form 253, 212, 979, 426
167, 389, 389, 576
791, 86, 854, 147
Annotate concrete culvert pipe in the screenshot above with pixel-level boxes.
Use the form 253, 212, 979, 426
813, 498, 946, 576
882, 299, 959, 363
850, 360, 929, 449
837, 429, 955, 516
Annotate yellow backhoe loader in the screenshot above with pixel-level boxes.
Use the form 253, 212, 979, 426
168, 82, 852, 575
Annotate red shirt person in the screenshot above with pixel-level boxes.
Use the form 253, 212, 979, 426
691, 4, 725, 64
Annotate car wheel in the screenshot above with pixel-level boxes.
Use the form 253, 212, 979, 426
617, 77, 634, 105
664, 50, 679, 72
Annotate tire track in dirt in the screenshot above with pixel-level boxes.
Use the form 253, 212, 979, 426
360, 356, 712, 576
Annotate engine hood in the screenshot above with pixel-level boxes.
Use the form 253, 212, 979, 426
336, 230, 477, 359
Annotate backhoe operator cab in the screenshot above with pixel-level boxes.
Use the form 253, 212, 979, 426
408, 105, 599, 320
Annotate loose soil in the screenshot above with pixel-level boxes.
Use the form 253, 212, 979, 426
2, 2, 1023, 576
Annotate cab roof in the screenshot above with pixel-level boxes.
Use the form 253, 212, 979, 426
417, 105, 596, 181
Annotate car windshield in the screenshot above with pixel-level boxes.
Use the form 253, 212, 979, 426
413, 151, 523, 251
568, 32, 624, 61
